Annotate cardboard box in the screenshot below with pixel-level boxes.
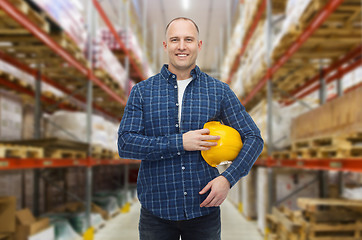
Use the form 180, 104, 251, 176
0, 233, 13, 240
13, 209, 49, 240
0, 90, 22, 140
28, 226, 54, 240
0, 196, 16, 233
51, 202, 109, 220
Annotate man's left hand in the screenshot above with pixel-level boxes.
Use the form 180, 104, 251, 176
199, 176, 231, 207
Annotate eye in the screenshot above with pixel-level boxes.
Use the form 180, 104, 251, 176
170, 39, 178, 42
186, 38, 193, 42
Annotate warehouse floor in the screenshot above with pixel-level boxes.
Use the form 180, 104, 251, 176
95, 199, 263, 240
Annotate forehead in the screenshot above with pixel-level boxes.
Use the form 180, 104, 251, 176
166, 19, 198, 38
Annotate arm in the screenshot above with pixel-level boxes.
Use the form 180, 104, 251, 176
117, 84, 184, 161
219, 84, 264, 187
200, 84, 264, 207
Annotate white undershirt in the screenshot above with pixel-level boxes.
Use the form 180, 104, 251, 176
177, 77, 193, 123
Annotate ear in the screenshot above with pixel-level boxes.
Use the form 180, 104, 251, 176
163, 41, 167, 49
198, 40, 203, 51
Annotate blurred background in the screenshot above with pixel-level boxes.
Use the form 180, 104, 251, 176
0, 0, 361, 239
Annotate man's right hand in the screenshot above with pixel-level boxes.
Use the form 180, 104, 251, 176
183, 128, 220, 151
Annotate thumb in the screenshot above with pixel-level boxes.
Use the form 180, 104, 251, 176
199, 181, 212, 194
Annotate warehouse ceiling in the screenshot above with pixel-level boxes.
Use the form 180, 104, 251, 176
96, 0, 240, 78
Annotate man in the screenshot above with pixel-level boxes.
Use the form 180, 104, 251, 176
118, 17, 263, 240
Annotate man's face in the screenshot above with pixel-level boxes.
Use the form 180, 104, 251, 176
163, 19, 202, 74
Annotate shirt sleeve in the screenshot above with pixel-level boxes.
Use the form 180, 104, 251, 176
219, 83, 264, 187
117, 84, 185, 161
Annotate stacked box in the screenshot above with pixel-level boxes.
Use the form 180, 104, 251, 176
32, 0, 87, 50
92, 39, 127, 92
0, 91, 22, 141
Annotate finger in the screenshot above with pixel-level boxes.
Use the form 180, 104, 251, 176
200, 141, 218, 147
205, 198, 219, 207
200, 194, 214, 207
198, 128, 210, 134
214, 198, 225, 207
199, 182, 212, 195
199, 146, 211, 151
200, 135, 220, 141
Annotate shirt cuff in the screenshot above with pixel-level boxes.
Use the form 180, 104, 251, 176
221, 164, 248, 188
168, 133, 185, 156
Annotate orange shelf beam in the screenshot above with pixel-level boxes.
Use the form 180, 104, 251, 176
255, 158, 362, 172
0, 157, 140, 170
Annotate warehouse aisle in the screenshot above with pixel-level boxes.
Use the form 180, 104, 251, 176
95, 200, 263, 240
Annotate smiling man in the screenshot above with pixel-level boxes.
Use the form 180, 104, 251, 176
118, 17, 264, 240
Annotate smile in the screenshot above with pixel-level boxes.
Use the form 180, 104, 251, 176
176, 54, 188, 57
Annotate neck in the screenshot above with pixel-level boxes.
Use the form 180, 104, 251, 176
168, 65, 195, 80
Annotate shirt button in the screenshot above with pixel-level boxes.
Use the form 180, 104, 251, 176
182, 166, 185, 170
184, 192, 187, 196
172, 75, 175, 78
175, 124, 179, 127
174, 85, 177, 88
177, 152, 180, 156
176, 103, 179, 106
160, 156, 164, 159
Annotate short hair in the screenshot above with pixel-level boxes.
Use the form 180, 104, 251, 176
165, 17, 199, 35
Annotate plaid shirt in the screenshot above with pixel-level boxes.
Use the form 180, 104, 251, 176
118, 65, 263, 221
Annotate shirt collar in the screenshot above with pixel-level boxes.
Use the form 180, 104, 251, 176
160, 64, 201, 81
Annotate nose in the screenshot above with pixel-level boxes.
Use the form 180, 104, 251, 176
178, 39, 186, 50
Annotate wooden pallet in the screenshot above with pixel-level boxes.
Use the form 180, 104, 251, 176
0, 144, 43, 158
47, 149, 86, 159
272, 151, 292, 160
6, 0, 50, 33
267, 198, 362, 240
92, 144, 115, 160
298, 198, 362, 240
291, 132, 362, 158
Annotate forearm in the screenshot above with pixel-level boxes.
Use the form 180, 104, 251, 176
221, 134, 264, 187
118, 131, 185, 160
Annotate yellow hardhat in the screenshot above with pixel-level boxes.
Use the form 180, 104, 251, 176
201, 121, 243, 167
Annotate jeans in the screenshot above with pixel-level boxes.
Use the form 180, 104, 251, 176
139, 207, 221, 240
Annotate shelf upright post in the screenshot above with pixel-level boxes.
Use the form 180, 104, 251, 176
219, 30, 224, 71
336, 67, 343, 196
153, 25, 158, 73
227, 0, 231, 51
124, 0, 130, 207
319, 60, 327, 105
318, 60, 328, 198
337, 67, 343, 97
85, 0, 95, 231
33, 67, 42, 216
265, 0, 275, 214
142, 0, 148, 72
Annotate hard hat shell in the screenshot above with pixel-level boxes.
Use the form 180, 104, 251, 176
201, 121, 243, 167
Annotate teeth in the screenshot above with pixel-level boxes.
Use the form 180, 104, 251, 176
177, 54, 187, 57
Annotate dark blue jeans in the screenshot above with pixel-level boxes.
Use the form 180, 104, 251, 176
139, 207, 221, 240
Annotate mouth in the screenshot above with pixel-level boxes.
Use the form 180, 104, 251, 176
176, 53, 189, 58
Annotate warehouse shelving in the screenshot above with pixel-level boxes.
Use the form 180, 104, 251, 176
223, 1, 362, 234
0, 0, 127, 116
238, 0, 360, 108
93, 0, 145, 83
0, 0, 144, 237
225, 0, 362, 167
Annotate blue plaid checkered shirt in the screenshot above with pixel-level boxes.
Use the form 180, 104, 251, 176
118, 65, 263, 221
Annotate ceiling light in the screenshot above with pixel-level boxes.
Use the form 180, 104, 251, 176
182, 0, 189, 10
